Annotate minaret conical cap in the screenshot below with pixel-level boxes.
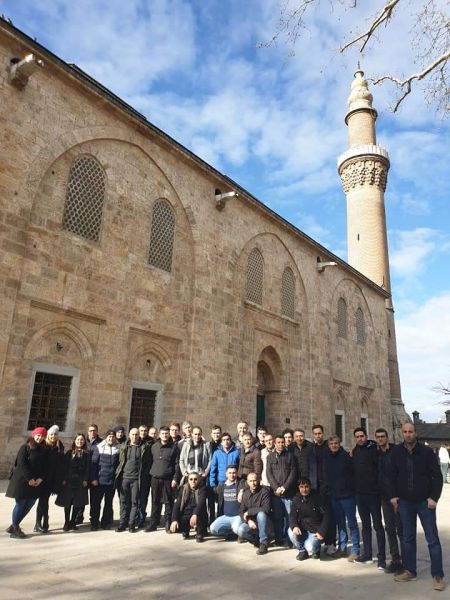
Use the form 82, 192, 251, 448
347, 66, 375, 113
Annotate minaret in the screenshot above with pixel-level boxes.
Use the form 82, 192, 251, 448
337, 67, 408, 438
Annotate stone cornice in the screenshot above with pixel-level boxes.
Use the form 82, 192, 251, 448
337, 144, 389, 172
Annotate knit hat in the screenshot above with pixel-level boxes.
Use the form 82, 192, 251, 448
113, 425, 125, 433
32, 426, 47, 437
105, 428, 115, 437
48, 425, 59, 435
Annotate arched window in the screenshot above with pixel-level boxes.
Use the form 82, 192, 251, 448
337, 297, 348, 338
246, 248, 264, 305
356, 307, 366, 345
63, 155, 106, 242
281, 267, 295, 319
148, 200, 175, 272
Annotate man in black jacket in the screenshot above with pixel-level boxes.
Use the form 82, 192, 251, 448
352, 427, 386, 567
375, 427, 403, 573
267, 434, 297, 546
292, 429, 312, 480
170, 472, 207, 542
136, 426, 153, 528
145, 426, 179, 533
237, 472, 271, 555
288, 477, 330, 561
323, 435, 360, 561
115, 428, 141, 533
389, 422, 444, 591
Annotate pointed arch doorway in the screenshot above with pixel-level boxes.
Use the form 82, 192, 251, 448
256, 346, 282, 431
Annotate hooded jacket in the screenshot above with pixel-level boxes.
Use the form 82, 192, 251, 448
91, 439, 120, 486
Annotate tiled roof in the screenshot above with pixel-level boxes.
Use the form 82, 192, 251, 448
416, 423, 450, 441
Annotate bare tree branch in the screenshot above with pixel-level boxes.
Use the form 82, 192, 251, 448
372, 49, 450, 111
339, 0, 401, 53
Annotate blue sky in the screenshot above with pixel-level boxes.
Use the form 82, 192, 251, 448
2, 0, 449, 421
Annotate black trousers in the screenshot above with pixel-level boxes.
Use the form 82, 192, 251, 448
36, 490, 51, 526
357, 493, 386, 560
179, 507, 208, 536
149, 477, 174, 529
381, 497, 403, 563
90, 484, 115, 527
119, 478, 139, 527
137, 476, 151, 526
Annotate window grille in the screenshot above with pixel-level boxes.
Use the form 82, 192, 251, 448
28, 371, 72, 431
335, 413, 344, 441
130, 388, 157, 428
337, 297, 348, 338
356, 307, 366, 344
148, 200, 175, 272
281, 267, 295, 319
63, 155, 106, 242
246, 248, 264, 305
360, 416, 368, 435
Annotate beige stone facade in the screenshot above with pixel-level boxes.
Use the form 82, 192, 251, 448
0, 22, 406, 473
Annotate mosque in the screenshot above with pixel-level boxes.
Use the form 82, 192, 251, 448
0, 18, 408, 472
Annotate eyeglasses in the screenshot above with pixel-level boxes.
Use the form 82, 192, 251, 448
188, 478, 198, 482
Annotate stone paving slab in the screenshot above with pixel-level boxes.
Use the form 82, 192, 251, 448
0, 482, 448, 599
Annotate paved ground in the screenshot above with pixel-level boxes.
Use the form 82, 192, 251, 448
0, 481, 448, 599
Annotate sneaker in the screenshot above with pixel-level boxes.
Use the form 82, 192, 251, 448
195, 535, 204, 543
10, 526, 26, 539
256, 543, 268, 555
347, 552, 359, 563
354, 555, 373, 565
296, 551, 308, 561
63, 523, 70, 532
6, 525, 14, 534
384, 561, 403, 574
326, 545, 337, 556
432, 577, 445, 592
377, 560, 387, 570
115, 525, 127, 532
394, 570, 417, 582
311, 551, 321, 559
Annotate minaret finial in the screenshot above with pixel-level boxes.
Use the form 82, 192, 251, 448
347, 66, 373, 112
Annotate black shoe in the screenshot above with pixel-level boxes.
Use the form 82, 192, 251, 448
42, 517, 49, 532
101, 524, 111, 530
225, 533, 238, 541
384, 561, 403, 574
33, 524, 44, 533
63, 522, 70, 532
296, 551, 308, 561
10, 526, 26, 539
196, 535, 204, 543
237, 536, 246, 544
354, 555, 373, 564
6, 525, 14, 534
182, 531, 190, 539
165, 521, 171, 533
137, 523, 145, 529
90, 524, 99, 531
311, 551, 321, 559
115, 525, 127, 532
145, 524, 157, 532
377, 559, 387, 570
256, 543, 268, 555
69, 522, 78, 531
129, 526, 137, 533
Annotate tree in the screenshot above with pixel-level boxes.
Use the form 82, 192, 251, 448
263, 0, 450, 114
434, 381, 450, 404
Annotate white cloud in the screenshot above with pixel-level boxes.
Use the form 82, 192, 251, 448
397, 293, 450, 421
390, 228, 447, 280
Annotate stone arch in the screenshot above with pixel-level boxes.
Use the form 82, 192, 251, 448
24, 321, 93, 363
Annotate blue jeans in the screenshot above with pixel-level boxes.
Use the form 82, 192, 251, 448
399, 499, 444, 578
272, 495, 291, 541
331, 496, 360, 554
12, 498, 36, 527
238, 512, 269, 545
210, 515, 241, 537
288, 528, 321, 554
356, 493, 385, 560
440, 463, 448, 484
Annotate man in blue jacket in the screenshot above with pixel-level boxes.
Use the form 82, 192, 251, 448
90, 429, 120, 530
209, 432, 240, 487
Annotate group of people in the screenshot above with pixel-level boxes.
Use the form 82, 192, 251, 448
5, 418, 446, 591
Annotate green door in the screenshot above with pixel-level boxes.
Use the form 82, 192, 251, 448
256, 394, 266, 427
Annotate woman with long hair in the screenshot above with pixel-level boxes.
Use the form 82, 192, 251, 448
56, 433, 90, 531
6, 427, 48, 538
34, 424, 65, 533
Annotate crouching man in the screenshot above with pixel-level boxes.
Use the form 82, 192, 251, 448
237, 472, 271, 555
170, 472, 207, 542
288, 477, 330, 561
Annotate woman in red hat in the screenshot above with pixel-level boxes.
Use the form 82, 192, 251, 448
5, 426, 48, 538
